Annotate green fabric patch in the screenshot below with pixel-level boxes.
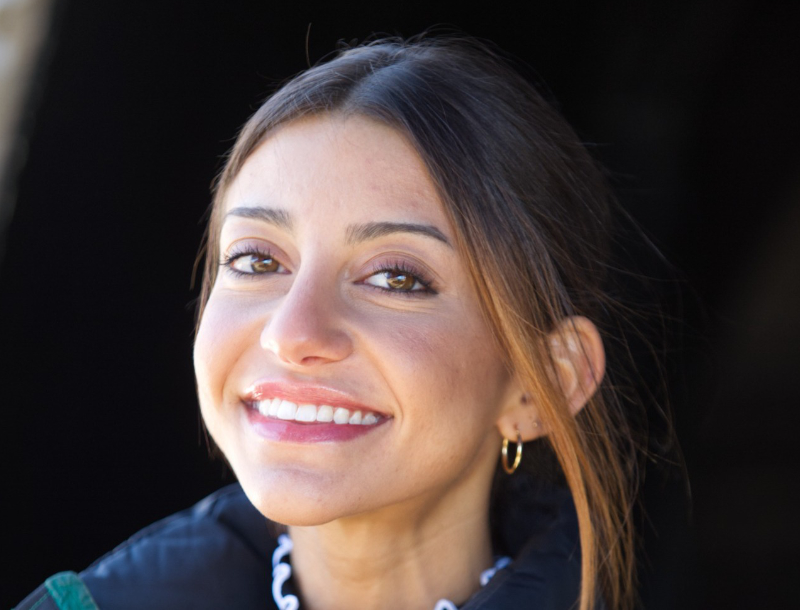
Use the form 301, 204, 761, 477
43, 573, 100, 610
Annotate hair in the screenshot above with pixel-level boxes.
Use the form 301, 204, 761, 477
197, 34, 643, 610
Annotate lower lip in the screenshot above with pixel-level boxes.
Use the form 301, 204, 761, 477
246, 407, 388, 443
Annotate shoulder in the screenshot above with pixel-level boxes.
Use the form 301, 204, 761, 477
15, 484, 278, 610
13, 572, 99, 610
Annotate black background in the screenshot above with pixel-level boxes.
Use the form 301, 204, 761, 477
3, 1, 800, 608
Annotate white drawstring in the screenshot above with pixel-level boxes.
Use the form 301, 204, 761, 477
271, 533, 510, 610
271, 534, 299, 610
480, 556, 512, 587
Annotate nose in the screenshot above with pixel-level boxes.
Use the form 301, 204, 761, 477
260, 270, 353, 366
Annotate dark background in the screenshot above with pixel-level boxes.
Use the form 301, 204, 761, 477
3, 1, 799, 608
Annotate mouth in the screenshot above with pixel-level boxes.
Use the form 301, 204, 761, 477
241, 380, 391, 443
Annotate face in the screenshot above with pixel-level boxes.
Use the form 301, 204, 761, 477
194, 114, 517, 526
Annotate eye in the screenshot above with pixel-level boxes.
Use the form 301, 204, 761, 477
222, 247, 287, 276
362, 263, 435, 295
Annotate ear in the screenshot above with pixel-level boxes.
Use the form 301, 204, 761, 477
496, 316, 605, 442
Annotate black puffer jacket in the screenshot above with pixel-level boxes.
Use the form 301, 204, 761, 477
14, 483, 583, 609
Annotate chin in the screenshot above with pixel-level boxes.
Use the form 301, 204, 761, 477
234, 465, 358, 527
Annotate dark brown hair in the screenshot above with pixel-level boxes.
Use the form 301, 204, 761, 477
198, 35, 640, 610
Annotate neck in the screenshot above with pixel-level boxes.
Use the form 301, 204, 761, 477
288, 485, 495, 610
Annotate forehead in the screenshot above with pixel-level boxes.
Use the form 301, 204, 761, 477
221, 114, 449, 229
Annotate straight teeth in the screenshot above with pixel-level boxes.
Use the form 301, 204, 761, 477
254, 398, 380, 425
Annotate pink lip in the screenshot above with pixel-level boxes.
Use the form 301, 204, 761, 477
243, 380, 386, 416
246, 409, 388, 443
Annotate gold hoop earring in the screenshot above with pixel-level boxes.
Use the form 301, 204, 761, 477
501, 430, 523, 474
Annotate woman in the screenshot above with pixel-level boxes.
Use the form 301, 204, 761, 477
17, 36, 642, 610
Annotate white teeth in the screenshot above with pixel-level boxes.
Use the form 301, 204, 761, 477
362, 412, 378, 425
255, 399, 381, 425
316, 405, 334, 422
295, 404, 317, 422
276, 400, 297, 420
269, 398, 282, 417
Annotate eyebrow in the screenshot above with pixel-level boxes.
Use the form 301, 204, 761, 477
224, 206, 451, 248
225, 206, 293, 230
346, 222, 451, 248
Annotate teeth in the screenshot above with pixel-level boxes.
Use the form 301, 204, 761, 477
268, 398, 281, 417
362, 412, 378, 425
254, 399, 381, 425
295, 404, 317, 422
316, 405, 334, 422
276, 400, 297, 420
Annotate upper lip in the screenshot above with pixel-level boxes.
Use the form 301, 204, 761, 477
242, 379, 388, 416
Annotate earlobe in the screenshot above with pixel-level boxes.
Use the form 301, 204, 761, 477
496, 393, 546, 443
495, 316, 605, 442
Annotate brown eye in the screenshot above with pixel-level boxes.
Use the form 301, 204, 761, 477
363, 266, 430, 293
228, 252, 285, 275
251, 255, 279, 273
384, 272, 416, 291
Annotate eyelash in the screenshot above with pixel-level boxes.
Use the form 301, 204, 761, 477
220, 245, 282, 279
220, 248, 436, 296
363, 259, 437, 297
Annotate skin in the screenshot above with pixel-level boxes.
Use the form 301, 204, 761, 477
193, 114, 605, 610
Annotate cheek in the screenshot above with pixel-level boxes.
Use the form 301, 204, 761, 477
194, 292, 258, 405
357, 303, 508, 426
364, 311, 509, 498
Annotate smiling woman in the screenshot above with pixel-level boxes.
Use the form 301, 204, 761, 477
16, 35, 648, 610
196, 116, 521, 543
